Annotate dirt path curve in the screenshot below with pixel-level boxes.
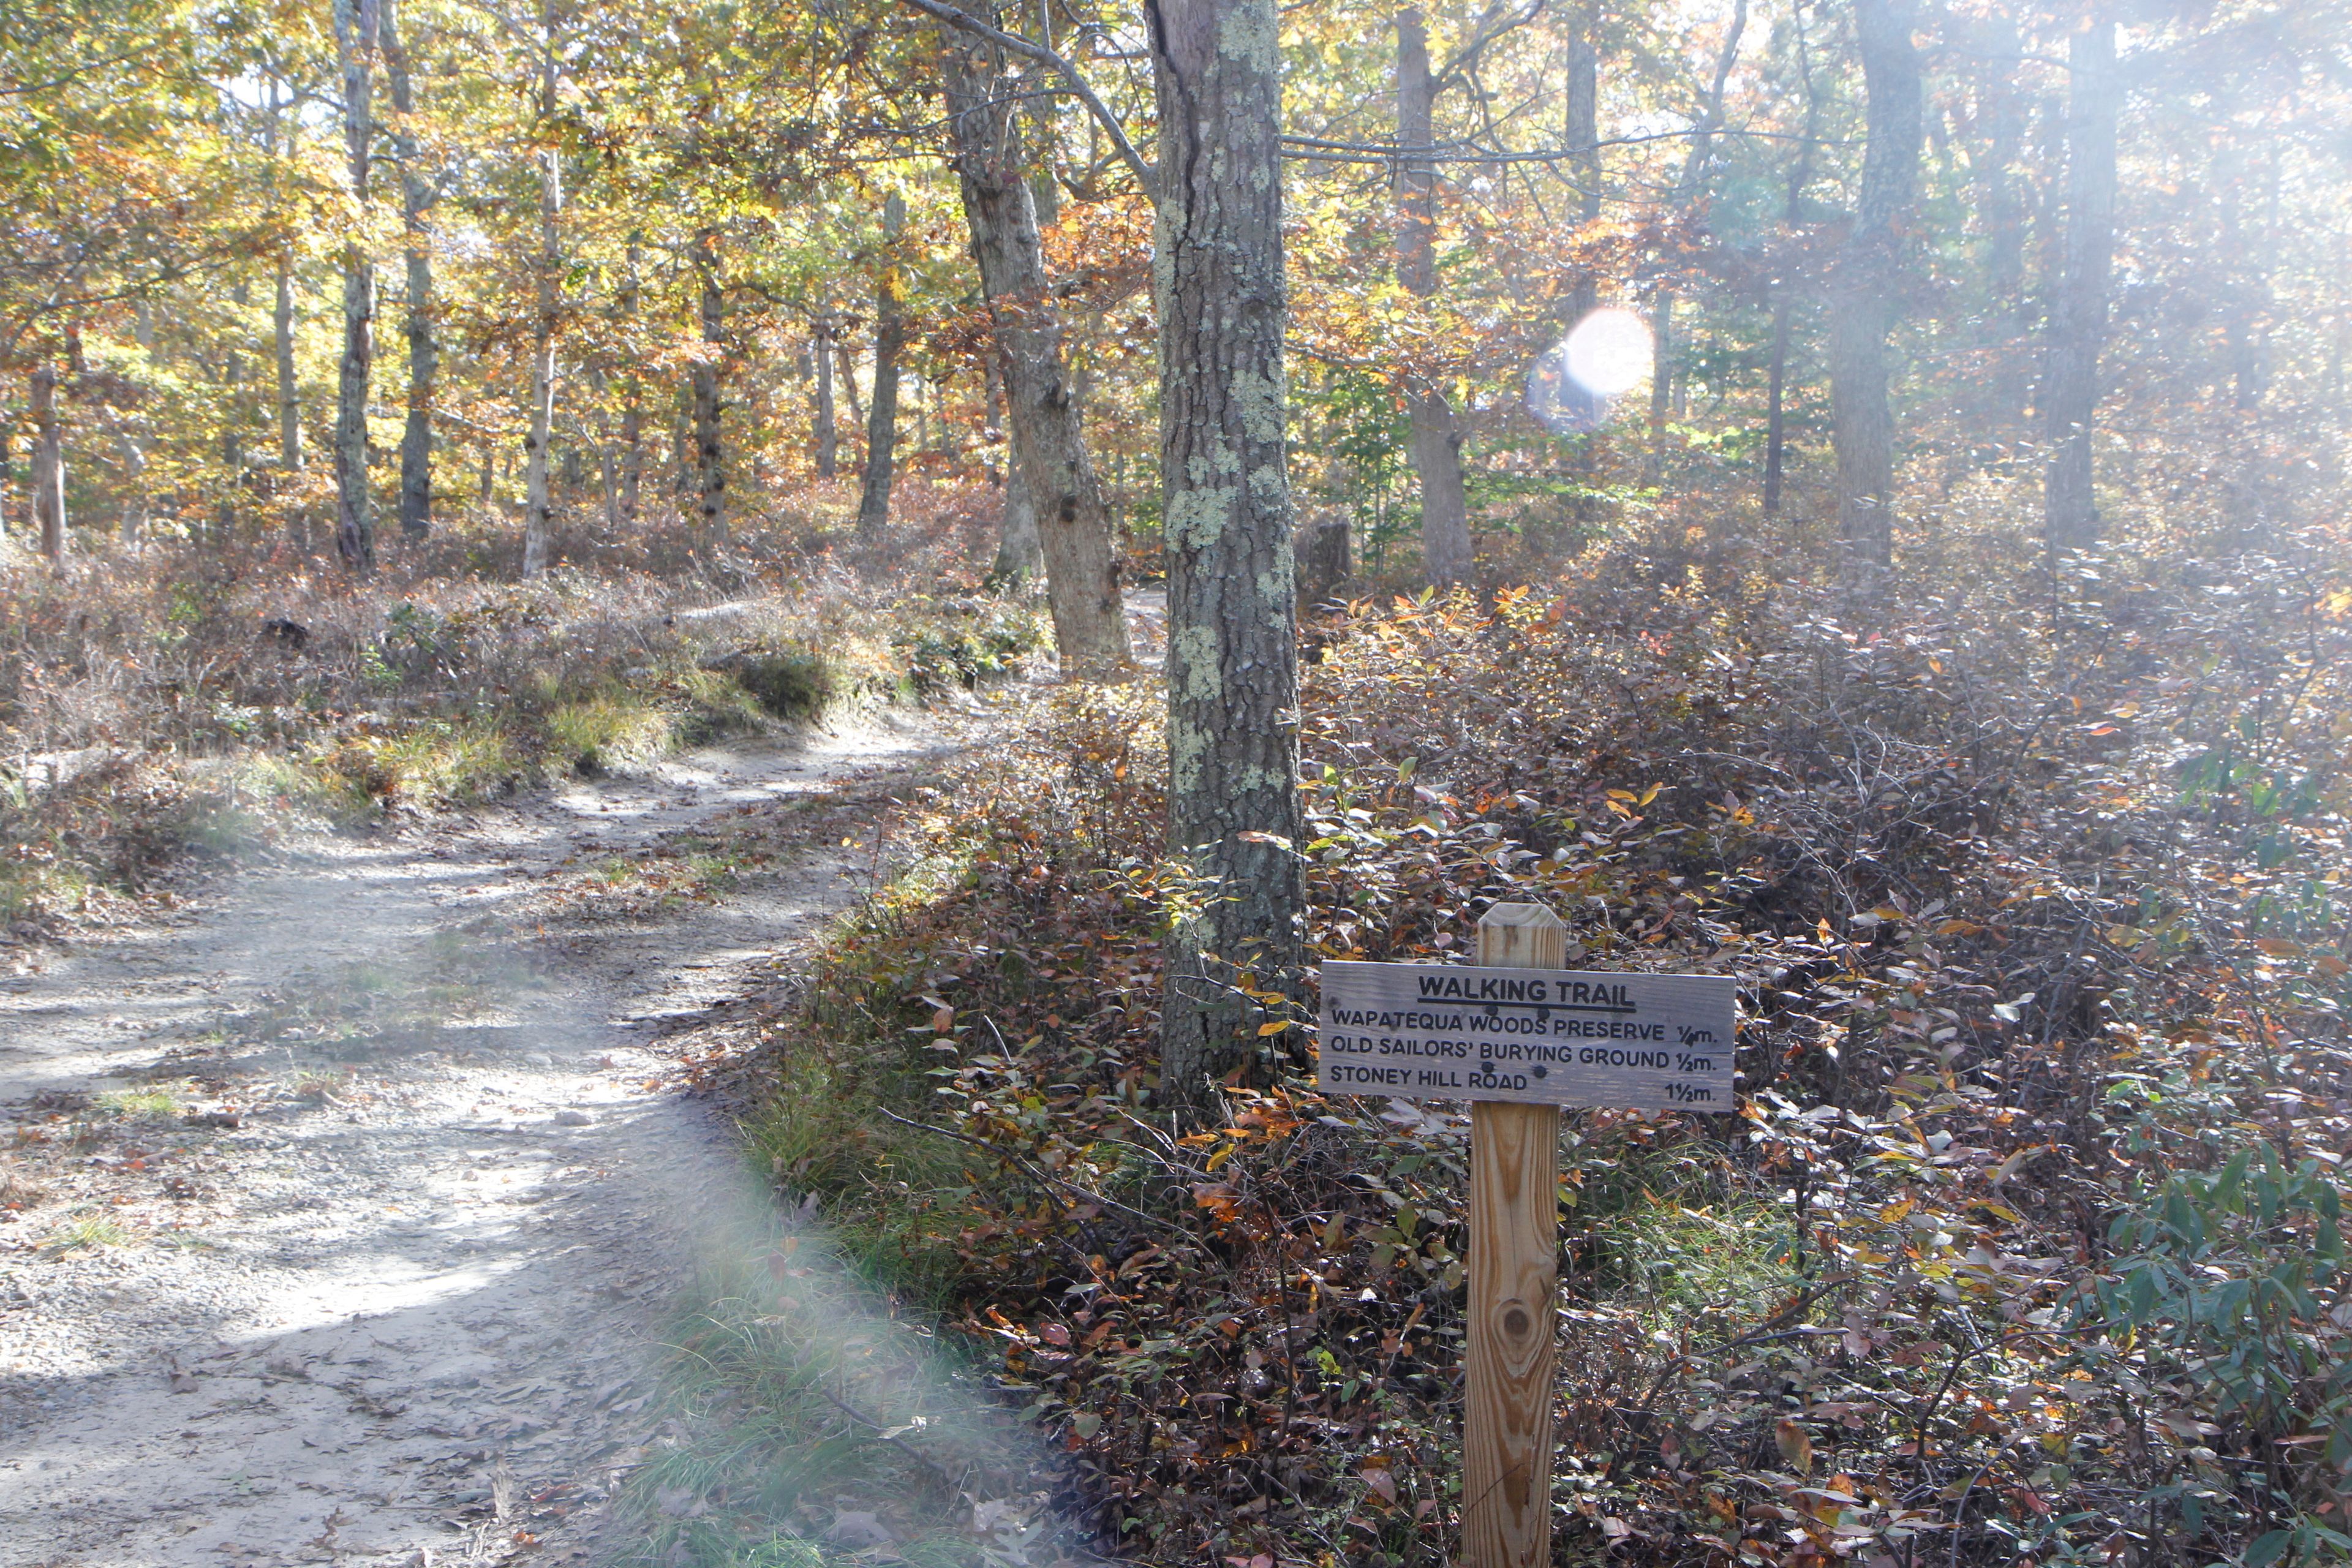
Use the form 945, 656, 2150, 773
0, 712, 972, 1568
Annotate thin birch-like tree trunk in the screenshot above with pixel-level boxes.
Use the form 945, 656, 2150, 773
854, 194, 906, 540
330, 0, 380, 571
813, 317, 837, 478
383, 0, 435, 539
31, 363, 65, 563
519, 21, 560, 579
690, 226, 726, 540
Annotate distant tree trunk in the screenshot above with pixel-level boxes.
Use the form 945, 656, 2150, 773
2041, 15, 2118, 554
1645, 0, 1743, 492
1567, 7, 1600, 227
813, 318, 838, 477
854, 193, 907, 541
1150, 0, 1306, 1108
117, 424, 147, 545
937, 16, 1132, 672
619, 238, 643, 521
1977, 12, 2028, 428
519, 37, 560, 579
1827, 0, 1921, 589
274, 250, 308, 548
690, 226, 726, 540
1644, 293, 1673, 486
330, 0, 380, 572
1395, 7, 1472, 587
838, 340, 864, 429
589, 368, 623, 533
31, 363, 65, 563
383, 0, 434, 540
220, 323, 246, 547
264, 75, 311, 552
994, 459, 1042, 582
1764, 298, 1789, 513
1560, 4, 1605, 435
1, 411, 13, 545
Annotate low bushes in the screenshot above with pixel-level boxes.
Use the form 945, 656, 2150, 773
703, 500, 2350, 1567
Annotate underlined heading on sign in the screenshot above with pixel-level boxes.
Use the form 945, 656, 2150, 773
1316, 959, 1738, 1112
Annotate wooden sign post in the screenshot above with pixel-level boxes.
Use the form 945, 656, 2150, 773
1316, 902, 1738, 1568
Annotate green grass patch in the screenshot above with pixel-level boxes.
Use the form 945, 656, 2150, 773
42, 1215, 137, 1255
96, 1085, 184, 1119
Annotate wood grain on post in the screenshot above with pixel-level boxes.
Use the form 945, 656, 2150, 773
1463, 902, 1566, 1568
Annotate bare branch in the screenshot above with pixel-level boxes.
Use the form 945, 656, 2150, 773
897, 0, 1156, 198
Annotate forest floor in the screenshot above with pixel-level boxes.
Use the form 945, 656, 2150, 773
0, 696, 1016, 1567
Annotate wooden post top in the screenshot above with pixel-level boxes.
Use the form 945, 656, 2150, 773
1476, 902, 1567, 969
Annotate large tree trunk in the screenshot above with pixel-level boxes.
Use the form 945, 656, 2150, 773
1, 409, 13, 545
1149, 0, 1306, 1109
937, 16, 1133, 674
31, 363, 65, 563
691, 226, 726, 540
1827, 0, 1921, 589
813, 318, 837, 477
2041, 15, 2118, 554
383, 0, 435, 540
1395, 7, 1472, 587
330, 0, 380, 571
854, 194, 907, 540
519, 41, 560, 579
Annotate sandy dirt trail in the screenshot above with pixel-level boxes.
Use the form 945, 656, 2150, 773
0, 714, 967, 1568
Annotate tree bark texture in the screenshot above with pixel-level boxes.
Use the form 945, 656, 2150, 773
383, 0, 435, 540
1765, 298, 1789, 513
691, 226, 726, 540
31, 363, 64, 562
813, 318, 838, 477
1395, 8, 1472, 587
116, 423, 146, 545
2041, 16, 2118, 553
854, 194, 907, 540
519, 39, 560, 580
1827, 0, 1920, 587
1149, 0, 1306, 1108
331, 0, 380, 571
273, 249, 308, 548
994, 458, 1043, 582
938, 17, 1133, 674
1555, 6, 1607, 437
219, 330, 246, 546
619, 239, 643, 520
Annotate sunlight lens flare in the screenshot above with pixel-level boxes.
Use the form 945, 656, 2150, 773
1565, 307, 1654, 398
1525, 306, 1655, 434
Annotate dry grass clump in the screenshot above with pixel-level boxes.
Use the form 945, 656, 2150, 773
0, 482, 1045, 940
701, 486, 2349, 1568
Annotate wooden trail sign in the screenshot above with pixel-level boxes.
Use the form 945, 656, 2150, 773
1313, 905, 1738, 1568
1317, 957, 1736, 1112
